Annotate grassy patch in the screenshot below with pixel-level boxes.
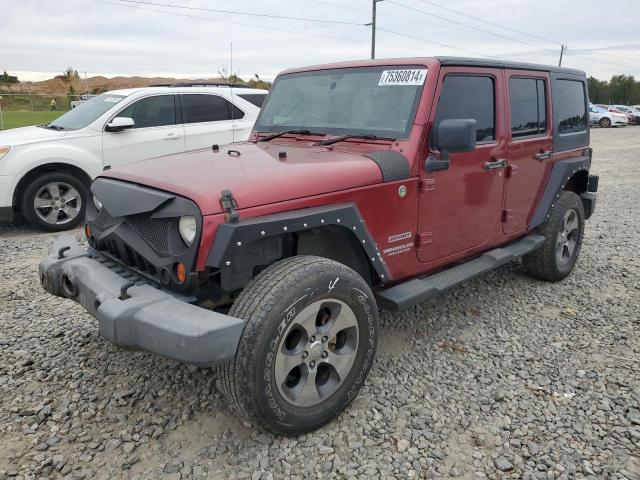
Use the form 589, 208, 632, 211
0, 111, 66, 130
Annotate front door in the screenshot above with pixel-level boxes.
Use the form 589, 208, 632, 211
102, 94, 185, 169
503, 71, 553, 234
417, 69, 507, 264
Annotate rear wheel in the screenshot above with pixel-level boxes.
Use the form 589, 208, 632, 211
523, 191, 585, 282
218, 256, 378, 435
599, 117, 611, 128
21, 172, 87, 232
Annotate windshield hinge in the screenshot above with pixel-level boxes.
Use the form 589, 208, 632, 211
220, 190, 240, 223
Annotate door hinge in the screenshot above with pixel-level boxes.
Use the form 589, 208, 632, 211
506, 164, 519, 178
415, 232, 433, 248
220, 190, 240, 223
418, 178, 436, 196
501, 209, 514, 223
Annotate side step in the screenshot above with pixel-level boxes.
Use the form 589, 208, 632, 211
376, 235, 545, 312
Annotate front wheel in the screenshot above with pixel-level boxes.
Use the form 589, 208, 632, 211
599, 117, 611, 128
21, 172, 88, 232
523, 191, 585, 282
218, 256, 378, 435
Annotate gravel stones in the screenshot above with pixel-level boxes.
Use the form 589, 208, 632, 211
0, 128, 639, 478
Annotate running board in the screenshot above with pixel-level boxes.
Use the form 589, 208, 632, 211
376, 235, 545, 312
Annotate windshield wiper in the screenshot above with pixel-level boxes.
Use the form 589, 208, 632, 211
259, 129, 325, 142
42, 123, 65, 131
316, 134, 395, 146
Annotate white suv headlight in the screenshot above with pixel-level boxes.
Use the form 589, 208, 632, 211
179, 215, 197, 246
0, 146, 10, 160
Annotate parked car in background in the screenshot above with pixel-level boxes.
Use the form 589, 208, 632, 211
0, 86, 267, 231
589, 104, 628, 128
597, 104, 633, 125
609, 105, 640, 125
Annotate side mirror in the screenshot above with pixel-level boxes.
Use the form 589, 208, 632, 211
106, 117, 135, 132
426, 119, 477, 172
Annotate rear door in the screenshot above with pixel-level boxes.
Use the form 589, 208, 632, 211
417, 69, 507, 264
180, 94, 254, 150
102, 94, 185, 169
503, 71, 553, 234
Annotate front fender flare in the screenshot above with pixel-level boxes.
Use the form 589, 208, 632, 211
207, 203, 391, 291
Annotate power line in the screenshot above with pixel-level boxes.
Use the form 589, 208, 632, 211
386, 0, 558, 55
414, 0, 561, 47
109, 0, 365, 25
377, 27, 498, 59
94, 0, 370, 44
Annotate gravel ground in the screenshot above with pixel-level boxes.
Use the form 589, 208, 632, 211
0, 127, 639, 480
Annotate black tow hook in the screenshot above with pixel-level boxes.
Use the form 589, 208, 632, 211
119, 282, 136, 300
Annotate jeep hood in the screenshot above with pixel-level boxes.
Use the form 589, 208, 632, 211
102, 142, 386, 215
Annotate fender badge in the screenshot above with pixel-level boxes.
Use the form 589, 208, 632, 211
398, 185, 407, 198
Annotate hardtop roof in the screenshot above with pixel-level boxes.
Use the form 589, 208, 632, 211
278, 56, 585, 77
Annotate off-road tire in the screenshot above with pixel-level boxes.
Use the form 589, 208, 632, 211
523, 191, 585, 282
218, 255, 378, 435
21, 172, 88, 232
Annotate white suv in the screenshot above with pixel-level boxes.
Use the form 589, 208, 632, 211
0, 86, 267, 231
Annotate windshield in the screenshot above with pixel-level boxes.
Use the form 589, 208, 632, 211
48, 93, 126, 130
254, 66, 426, 139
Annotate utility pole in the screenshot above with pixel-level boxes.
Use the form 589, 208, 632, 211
558, 45, 566, 67
367, 0, 383, 59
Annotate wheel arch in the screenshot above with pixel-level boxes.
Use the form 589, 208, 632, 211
530, 155, 595, 229
207, 203, 388, 292
13, 163, 93, 209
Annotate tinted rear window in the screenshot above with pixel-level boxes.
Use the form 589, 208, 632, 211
239, 93, 267, 108
510, 78, 547, 138
181, 94, 245, 123
555, 80, 587, 134
434, 75, 495, 142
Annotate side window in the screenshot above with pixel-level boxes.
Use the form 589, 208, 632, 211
181, 94, 246, 124
238, 93, 267, 108
556, 80, 587, 134
117, 95, 177, 129
509, 77, 547, 138
434, 75, 495, 142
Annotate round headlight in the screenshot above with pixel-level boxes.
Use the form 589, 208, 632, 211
179, 215, 197, 246
93, 195, 103, 211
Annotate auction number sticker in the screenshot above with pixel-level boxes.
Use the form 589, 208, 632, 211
378, 69, 427, 86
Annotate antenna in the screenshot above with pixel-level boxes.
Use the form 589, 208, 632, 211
230, 42, 235, 145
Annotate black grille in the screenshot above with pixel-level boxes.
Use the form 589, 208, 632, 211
102, 238, 158, 276
125, 214, 172, 254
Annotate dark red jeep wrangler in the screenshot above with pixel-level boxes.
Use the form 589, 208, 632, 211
40, 57, 598, 434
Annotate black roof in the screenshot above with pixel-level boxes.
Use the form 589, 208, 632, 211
435, 56, 585, 76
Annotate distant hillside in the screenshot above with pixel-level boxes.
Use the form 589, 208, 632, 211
0, 75, 249, 95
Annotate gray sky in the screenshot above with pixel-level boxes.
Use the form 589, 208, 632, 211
2, 0, 639, 82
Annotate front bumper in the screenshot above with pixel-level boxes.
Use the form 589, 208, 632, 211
39, 235, 244, 367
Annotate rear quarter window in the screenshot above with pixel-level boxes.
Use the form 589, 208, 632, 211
238, 94, 267, 108
556, 80, 587, 134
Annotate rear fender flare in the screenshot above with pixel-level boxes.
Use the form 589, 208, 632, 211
530, 155, 594, 229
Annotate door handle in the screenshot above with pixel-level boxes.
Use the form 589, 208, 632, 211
483, 159, 507, 170
534, 150, 552, 161
164, 133, 180, 140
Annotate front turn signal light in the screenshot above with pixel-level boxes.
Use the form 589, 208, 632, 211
85, 224, 92, 241
175, 262, 187, 284
0, 146, 10, 159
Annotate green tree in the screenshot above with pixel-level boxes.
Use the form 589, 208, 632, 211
609, 75, 636, 104
62, 66, 80, 82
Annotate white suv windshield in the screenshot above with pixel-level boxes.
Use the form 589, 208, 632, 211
47, 94, 126, 131
254, 66, 426, 139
